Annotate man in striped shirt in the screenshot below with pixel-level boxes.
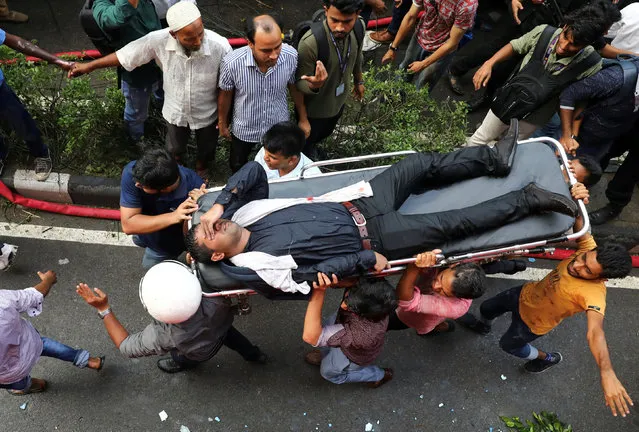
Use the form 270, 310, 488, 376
218, 15, 311, 173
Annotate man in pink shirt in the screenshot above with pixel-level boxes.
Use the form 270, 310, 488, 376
388, 249, 487, 335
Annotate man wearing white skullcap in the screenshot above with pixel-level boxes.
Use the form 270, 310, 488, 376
70, 1, 231, 179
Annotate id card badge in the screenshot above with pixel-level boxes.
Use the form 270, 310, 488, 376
336, 82, 345, 97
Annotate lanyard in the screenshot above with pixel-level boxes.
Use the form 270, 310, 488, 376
328, 30, 351, 78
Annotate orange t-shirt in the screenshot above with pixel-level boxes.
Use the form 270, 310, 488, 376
519, 236, 606, 335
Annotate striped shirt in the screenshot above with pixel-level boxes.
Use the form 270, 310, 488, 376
219, 44, 298, 143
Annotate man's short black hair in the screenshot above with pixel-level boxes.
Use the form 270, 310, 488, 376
563, 5, 609, 47
345, 277, 397, 322
323, 0, 364, 14
245, 14, 283, 44
594, 243, 632, 279
263, 121, 305, 158
131, 148, 179, 190
450, 263, 487, 299
185, 224, 213, 263
576, 154, 602, 186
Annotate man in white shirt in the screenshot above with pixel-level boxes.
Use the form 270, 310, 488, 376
607, 3, 639, 53
69, 2, 230, 178
254, 122, 321, 180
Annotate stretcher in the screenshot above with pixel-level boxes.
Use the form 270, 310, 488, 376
189, 138, 589, 312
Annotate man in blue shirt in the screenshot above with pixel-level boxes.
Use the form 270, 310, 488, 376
0, 29, 73, 180
120, 148, 205, 268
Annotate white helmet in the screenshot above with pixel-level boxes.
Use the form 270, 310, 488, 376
138, 261, 202, 324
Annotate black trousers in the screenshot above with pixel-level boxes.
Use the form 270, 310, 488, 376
304, 106, 345, 159
170, 326, 262, 367
600, 121, 639, 209
165, 121, 218, 164
353, 147, 536, 260
229, 134, 259, 173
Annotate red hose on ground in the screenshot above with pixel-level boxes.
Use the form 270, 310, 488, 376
526, 250, 639, 267
0, 181, 120, 220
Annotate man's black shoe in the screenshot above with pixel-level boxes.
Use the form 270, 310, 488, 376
589, 203, 623, 226
523, 183, 578, 217
457, 313, 491, 335
466, 92, 487, 112
493, 119, 519, 176
157, 358, 191, 373
447, 68, 465, 95
524, 352, 563, 373
246, 347, 269, 365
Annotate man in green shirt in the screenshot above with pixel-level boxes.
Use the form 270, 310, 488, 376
295, 0, 365, 159
467, 8, 604, 147
93, 0, 163, 142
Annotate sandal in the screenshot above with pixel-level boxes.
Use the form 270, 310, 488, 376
96, 356, 106, 372
421, 319, 456, 336
368, 368, 393, 388
7, 378, 47, 395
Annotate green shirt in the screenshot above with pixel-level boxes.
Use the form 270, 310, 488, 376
295, 20, 364, 119
509, 25, 602, 125
93, 0, 162, 87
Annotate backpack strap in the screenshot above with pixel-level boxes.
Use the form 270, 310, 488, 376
555, 49, 601, 85
353, 18, 365, 50
531, 25, 557, 63
310, 21, 330, 67
617, 56, 639, 99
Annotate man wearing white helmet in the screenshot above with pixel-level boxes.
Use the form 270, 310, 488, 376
69, 1, 231, 179
76, 261, 267, 373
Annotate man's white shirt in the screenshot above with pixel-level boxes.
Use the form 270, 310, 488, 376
254, 147, 322, 180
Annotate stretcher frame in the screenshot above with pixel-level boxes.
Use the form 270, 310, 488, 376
192, 138, 589, 301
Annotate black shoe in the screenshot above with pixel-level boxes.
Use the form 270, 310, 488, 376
493, 119, 519, 176
523, 183, 578, 217
157, 358, 190, 373
524, 352, 563, 373
466, 92, 487, 112
589, 203, 623, 226
505, 259, 527, 275
457, 313, 491, 335
246, 347, 269, 365
447, 68, 465, 96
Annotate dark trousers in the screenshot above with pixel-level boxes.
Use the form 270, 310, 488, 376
600, 121, 639, 208
304, 106, 345, 159
170, 326, 262, 367
230, 134, 259, 173
354, 146, 535, 259
165, 121, 219, 165
480, 285, 541, 358
387, 311, 409, 331
0, 80, 49, 160
387, 0, 412, 35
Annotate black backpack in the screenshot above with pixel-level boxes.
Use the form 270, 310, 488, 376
79, 0, 119, 56
289, 8, 365, 67
491, 26, 600, 123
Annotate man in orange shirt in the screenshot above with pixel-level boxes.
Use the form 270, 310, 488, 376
460, 182, 634, 418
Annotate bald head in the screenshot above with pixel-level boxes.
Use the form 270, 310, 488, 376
246, 14, 282, 44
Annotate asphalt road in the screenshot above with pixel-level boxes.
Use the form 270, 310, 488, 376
1, 221, 639, 432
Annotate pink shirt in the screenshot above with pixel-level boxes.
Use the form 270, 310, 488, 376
396, 286, 471, 334
413, 0, 478, 52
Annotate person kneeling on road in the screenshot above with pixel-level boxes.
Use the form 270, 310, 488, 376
0, 271, 104, 395
459, 182, 634, 418
76, 261, 267, 374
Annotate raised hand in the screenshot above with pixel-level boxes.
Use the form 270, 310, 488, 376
76, 283, 110, 311
300, 61, 328, 90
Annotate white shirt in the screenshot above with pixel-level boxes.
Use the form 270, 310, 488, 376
608, 4, 639, 53
116, 28, 232, 129
254, 147, 322, 180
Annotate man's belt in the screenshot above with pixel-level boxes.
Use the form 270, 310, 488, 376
342, 201, 372, 250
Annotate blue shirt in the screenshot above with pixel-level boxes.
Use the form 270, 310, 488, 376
120, 161, 203, 255
0, 29, 6, 83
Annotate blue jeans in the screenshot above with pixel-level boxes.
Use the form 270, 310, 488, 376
0, 80, 49, 160
479, 285, 542, 360
399, 32, 453, 90
132, 235, 179, 269
0, 336, 89, 390
121, 80, 161, 141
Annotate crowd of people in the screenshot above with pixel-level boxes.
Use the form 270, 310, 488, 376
0, 0, 638, 421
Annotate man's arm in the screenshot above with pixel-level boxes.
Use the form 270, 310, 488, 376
472, 43, 516, 90
120, 198, 198, 235
3, 33, 73, 71
294, 250, 387, 284
92, 0, 140, 31
289, 83, 311, 138
302, 287, 327, 345
33, 270, 57, 297
76, 283, 129, 349
296, 36, 327, 95
217, 89, 234, 140
382, 4, 422, 64
600, 43, 638, 59
586, 310, 633, 417
68, 53, 122, 78
407, 25, 465, 74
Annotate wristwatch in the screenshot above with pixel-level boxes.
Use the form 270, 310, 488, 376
389, 44, 398, 52
98, 307, 112, 319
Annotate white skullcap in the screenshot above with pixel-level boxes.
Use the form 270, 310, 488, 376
166, 1, 201, 33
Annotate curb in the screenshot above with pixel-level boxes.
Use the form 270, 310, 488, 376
1, 168, 120, 209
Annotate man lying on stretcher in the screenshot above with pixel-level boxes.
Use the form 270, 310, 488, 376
186, 120, 578, 294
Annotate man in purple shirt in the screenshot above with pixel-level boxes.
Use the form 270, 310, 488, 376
0, 271, 104, 395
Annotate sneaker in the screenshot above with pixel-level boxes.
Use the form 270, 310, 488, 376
524, 352, 563, 373
0, 243, 18, 271
589, 203, 623, 226
34, 151, 52, 181
156, 358, 193, 373
457, 313, 491, 335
